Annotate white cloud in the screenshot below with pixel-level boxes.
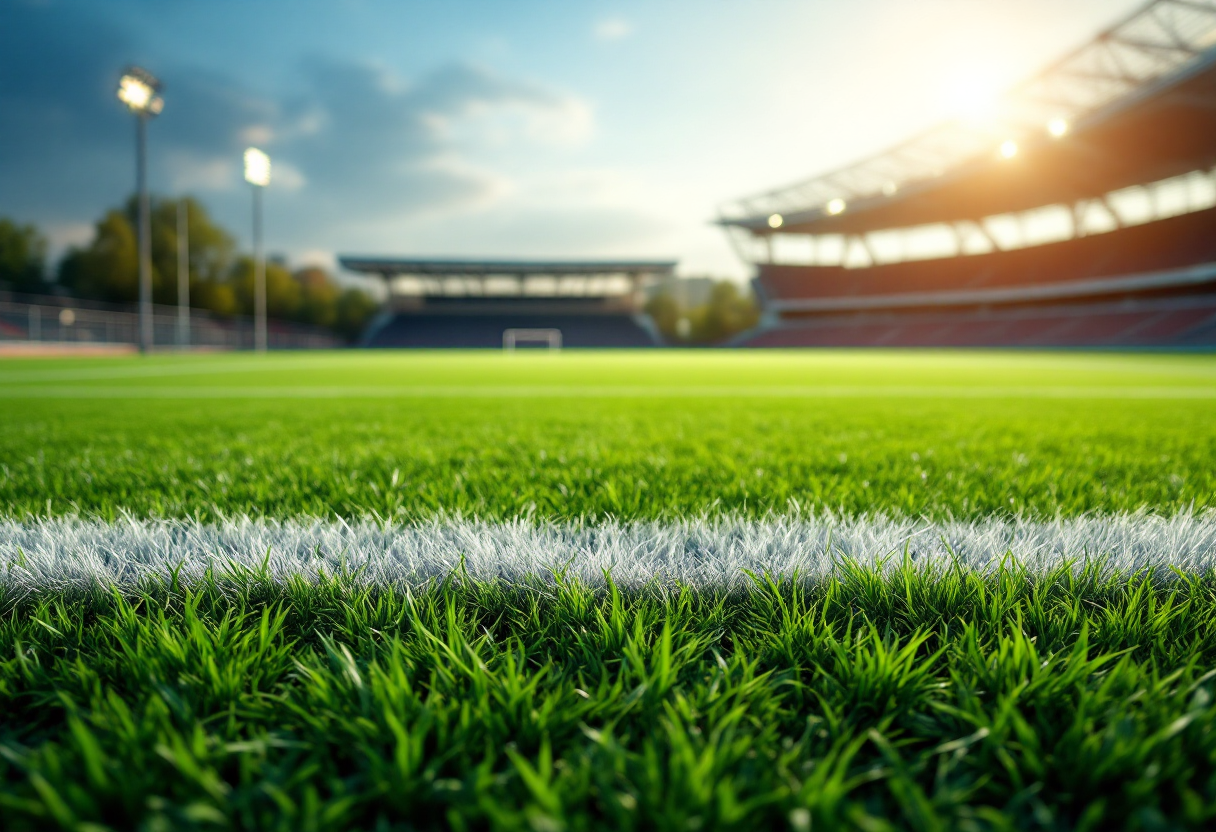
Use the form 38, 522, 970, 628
520, 95, 594, 146
417, 151, 514, 213
167, 153, 237, 193
239, 124, 275, 146
594, 18, 632, 41
294, 249, 337, 270
270, 160, 307, 192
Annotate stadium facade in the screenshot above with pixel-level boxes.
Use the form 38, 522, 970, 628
719, 0, 1216, 348
339, 258, 674, 348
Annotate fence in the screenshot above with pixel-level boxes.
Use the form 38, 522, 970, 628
0, 294, 342, 350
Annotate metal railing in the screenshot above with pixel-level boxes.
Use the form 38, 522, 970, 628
0, 293, 342, 350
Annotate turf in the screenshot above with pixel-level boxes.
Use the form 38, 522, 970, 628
2, 567, 1216, 831
3, 350, 1216, 830
1, 351, 1215, 520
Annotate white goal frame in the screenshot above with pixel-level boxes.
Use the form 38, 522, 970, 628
503, 328, 562, 352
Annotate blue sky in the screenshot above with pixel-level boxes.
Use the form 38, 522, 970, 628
0, 0, 1139, 279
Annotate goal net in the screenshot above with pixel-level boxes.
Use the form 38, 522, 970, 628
502, 328, 562, 351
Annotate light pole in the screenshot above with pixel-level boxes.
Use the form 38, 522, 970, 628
244, 147, 271, 352
177, 199, 189, 348
116, 67, 163, 354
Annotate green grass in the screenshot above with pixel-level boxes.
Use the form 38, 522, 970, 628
2, 565, 1216, 831
5, 350, 1216, 830
2, 350, 1215, 520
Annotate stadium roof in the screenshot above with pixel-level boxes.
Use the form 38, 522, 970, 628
340, 257, 677, 278
719, 0, 1216, 236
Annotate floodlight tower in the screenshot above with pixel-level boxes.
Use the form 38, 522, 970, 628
116, 67, 164, 353
244, 148, 271, 352
177, 199, 189, 348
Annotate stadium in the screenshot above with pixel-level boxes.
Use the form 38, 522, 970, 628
6, 2, 1216, 829
720, 0, 1216, 348
340, 258, 673, 348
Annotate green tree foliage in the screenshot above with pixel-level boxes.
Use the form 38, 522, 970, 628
151, 196, 237, 302
644, 290, 681, 340
646, 278, 760, 345
231, 256, 302, 319
57, 210, 139, 302
295, 266, 341, 327
702, 280, 761, 343
0, 217, 49, 294
332, 283, 381, 341
192, 278, 239, 317
55, 196, 380, 341
59, 196, 235, 306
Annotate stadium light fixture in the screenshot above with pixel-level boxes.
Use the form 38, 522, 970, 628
117, 68, 164, 116
999, 140, 1019, 159
1047, 118, 1069, 138
767, 213, 784, 229
244, 148, 271, 187
826, 198, 846, 215
244, 147, 271, 352
116, 66, 163, 354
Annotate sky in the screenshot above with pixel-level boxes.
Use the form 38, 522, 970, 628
0, 0, 1143, 281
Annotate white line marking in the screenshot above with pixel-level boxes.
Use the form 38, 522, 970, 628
3, 514, 1215, 590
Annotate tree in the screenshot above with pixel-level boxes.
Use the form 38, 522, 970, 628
230, 256, 301, 319
0, 218, 49, 294
59, 196, 236, 308
294, 266, 341, 327
149, 197, 236, 305
644, 278, 759, 345
702, 281, 760, 343
333, 286, 380, 342
192, 280, 238, 317
58, 210, 138, 302
53, 194, 380, 341
644, 290, 681, 341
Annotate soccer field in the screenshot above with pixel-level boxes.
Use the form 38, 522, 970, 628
3, 350, 1216, 519
3, 350, 1216, 830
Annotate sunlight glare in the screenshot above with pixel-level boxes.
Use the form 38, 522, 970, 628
941, 70, 1000, 121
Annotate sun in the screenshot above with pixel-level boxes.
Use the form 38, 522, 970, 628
940, 68, 1002, 122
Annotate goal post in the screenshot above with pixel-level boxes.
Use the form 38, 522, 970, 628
503, 328, 562, 352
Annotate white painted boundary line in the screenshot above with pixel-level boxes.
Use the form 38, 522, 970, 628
3, 514, 1215, 592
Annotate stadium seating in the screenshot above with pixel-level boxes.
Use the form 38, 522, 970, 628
741, 296, 1216, 348
759, 207, 1216, 303
365, 312, 657, 348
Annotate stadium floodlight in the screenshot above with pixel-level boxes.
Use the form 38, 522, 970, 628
117, 68, 164, 116
244, 147, 271, 187
244, 148, 271, 352
116, 66, 164, 354
999, 140, 1019, 159
1047, 118, 1069, 138
767, 213, 784, 229
826, 198, 846, 215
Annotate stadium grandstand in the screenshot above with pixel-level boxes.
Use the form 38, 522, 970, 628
339, 258, 675, 348
719, 0, 1216, 348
